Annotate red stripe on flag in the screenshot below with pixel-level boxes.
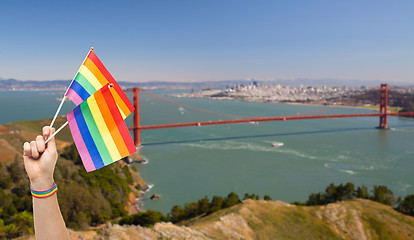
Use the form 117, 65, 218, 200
102, 87, 136, 154
88, 52, 135, 113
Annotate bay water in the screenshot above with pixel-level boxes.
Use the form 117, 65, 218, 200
2, 90, 413, 214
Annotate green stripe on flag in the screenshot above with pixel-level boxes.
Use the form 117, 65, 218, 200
74, 72, 97, 95
80, 100, 113, 166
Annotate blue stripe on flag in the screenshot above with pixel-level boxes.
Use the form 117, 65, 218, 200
73, 106, 105, 169
70, 81, 90, 101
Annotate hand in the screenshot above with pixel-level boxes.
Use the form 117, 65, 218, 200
23, 126, 57, 190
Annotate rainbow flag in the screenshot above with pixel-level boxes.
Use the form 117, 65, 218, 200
65, 51, 134, 119
67, 84, 137, 172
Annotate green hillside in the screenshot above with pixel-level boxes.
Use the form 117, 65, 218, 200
0, 118, 146, 239
92, 199, 414, 240
3, 119, 414, 239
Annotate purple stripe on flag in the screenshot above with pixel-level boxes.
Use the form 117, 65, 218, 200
67, 110, 96, 172
66, 88, 84, 106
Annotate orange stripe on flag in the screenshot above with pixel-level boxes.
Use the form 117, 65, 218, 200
94, 88, 130, 157
112, 89, 130, 119
83, 58, 108, 86
108, 87, 136, 154
88, 51, 135, 115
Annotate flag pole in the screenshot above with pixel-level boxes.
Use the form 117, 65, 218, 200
46, 84, 114, 143
45, 121, 68, 144
49, 47, 94, 128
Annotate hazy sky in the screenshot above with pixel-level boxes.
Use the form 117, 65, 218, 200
1, 0, 413, 83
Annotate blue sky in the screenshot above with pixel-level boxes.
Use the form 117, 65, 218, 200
1, 0, 413, 83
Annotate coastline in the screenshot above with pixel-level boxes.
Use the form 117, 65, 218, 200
283, 101, 405, 113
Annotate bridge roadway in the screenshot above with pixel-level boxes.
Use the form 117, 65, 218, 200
132, 112, 414, 130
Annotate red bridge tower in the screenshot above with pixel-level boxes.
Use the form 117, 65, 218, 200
133, 87, 140, 146
377, 83, 388, 129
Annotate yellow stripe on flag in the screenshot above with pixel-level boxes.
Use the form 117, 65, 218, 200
79, 66, 103, 91
87, 95, 121, 161
84, 58, 109, 86
110, 88, 129, 119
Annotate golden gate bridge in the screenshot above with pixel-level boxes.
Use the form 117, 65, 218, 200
127, 84, 413, 146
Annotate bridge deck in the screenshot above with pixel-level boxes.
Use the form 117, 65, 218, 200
130, 112, 413, 130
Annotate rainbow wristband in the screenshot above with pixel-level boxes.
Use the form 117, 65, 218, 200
31, 183, 58, 198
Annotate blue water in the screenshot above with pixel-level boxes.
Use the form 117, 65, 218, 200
0, 91, 75, 124
2, 90, 413, 215
132, 92, 414, 213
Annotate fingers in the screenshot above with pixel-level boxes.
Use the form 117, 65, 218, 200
36, 135, 45, 153
30, 141, 40, 159
44, 126, 57, 153
23, 142, 31, 158
47, 127, 56, 147
43, 126, 50, 139
22, 126, 56, 160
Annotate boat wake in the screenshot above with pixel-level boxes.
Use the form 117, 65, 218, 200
181, 141, 318, 160
338, 169, 357, 175
324, 163, 356, 175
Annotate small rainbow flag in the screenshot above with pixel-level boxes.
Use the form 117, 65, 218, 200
65, 50, 134, 119
67, 84, 137, 172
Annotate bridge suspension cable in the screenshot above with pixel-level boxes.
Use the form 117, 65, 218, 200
129, 84, 413, 146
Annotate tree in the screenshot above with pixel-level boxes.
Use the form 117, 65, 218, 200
264, 195, 272, 201
170, 205, 185, 223
243, 193, 259, 200
135, 210, 163, 227
306, 193, 326, 206
119, 210, 163, 227
356, 185, 369, 199
223, 192, 241, 208
7, 157, 25, 183
184, 202, 199, 218
397, 194, 414, 216
372, 185, 395, 206
344, 182, 355, 200
0, 164, 12, 189
208, 196, 223, 214
197, 196, 210, 215
60, 144, 82, 165
13, 211, 34, 236
325, 183, 337, 203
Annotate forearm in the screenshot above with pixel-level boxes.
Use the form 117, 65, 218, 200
24, 128, 69, 239
31, 181, 69, 240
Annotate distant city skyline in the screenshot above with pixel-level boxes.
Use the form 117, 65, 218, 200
1, 1, 413, 83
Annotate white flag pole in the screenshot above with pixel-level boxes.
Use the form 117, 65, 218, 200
45, 121, 68, 144
49, 47, 94, 128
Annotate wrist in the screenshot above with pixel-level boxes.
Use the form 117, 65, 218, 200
30, 177, 55, 191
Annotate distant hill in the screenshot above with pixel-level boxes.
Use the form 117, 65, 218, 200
19, 198, 414, 239
0, 78, 250, 91
0, 79, 70, 91
2, 78, 413, 92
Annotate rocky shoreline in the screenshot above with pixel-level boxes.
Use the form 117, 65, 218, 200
122, 151, 155, 213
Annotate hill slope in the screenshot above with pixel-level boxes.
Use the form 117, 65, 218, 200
55, 199, 414, 240
0, 117, 71, 163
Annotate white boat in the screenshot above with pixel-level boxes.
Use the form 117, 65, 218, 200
272, 142, 284, 147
